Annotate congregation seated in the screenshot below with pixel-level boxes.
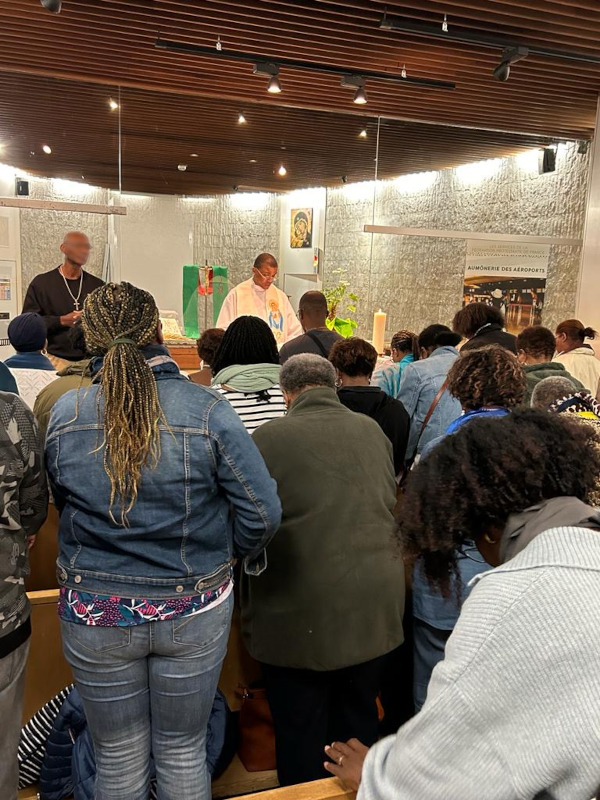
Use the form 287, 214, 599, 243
327, 411, 600, 799
189, 327, 225, 386
329, 337, 410, 476
45, 281, 281, 800
371, 329, 419, 398
516, 324, 583, 403
453, 301, 517, 353
211, 316, 286, 433
279, 291, 342, 363
5, 313, 57, 409
243, 354, 404, 786
397, 324, 462, 459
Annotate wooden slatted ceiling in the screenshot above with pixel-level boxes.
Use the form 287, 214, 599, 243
0, 0, 597, 194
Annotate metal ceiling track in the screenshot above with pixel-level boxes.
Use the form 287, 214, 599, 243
154, 39, 456, 91
380, 16, 600, 66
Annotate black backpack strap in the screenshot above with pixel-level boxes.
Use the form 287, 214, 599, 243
305, 330, 330, 358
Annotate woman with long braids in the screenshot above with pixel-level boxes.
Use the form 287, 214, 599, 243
325, 410, 600, 800
46, 282, 281, 800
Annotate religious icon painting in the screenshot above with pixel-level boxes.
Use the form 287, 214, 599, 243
290, 208, 313, 249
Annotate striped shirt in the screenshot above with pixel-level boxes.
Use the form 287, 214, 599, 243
216, 386, 286, 433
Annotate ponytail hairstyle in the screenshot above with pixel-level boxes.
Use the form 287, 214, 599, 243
556, 319, 597, 343
81, 282, 163, 525
391, 330, 420, 362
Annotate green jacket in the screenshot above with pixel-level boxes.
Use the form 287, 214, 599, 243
33, 359, 93, 437
524, 361, 584, 404
242, 387, 405, 671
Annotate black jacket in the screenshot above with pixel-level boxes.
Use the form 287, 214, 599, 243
338, 386, 410, 475
460, 323, 517, 354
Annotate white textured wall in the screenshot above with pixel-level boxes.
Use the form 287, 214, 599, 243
20, 177, 108, 292
325, 144, 589, 337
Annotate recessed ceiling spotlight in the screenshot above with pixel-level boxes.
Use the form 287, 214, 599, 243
442, 13, 448, 32
216, 36, 222, 52
401, 64, 407, 79
278, 165, 287, 176
40, 0, 61, 12
238, 112, 247, 124
178, 164, 188, 172
108, 99, 119, 111
254, 62, 282, 94
42, 144, 52, 154
359, 128, 368, 138
249, 158, 257, 163
190, 153, 199, 157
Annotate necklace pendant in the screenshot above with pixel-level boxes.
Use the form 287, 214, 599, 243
74, 300, 79, 311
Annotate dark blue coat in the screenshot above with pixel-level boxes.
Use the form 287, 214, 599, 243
39, 687, 236, 800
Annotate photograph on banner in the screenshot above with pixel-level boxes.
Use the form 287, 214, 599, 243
463, 241, 549, 334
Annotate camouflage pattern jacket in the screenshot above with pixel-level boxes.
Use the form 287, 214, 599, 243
0, 392, 48, 657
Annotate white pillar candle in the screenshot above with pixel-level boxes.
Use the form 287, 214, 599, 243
372, 309, 387, 355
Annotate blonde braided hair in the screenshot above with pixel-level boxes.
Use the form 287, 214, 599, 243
82, 282, 163, 524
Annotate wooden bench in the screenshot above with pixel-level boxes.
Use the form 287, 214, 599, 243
236, 778, 355, 800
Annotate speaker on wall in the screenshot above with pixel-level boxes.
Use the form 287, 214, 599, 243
15, 179, 29, 197
539, 148, 557, 175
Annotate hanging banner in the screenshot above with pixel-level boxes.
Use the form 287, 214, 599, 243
182, 264, 200, 338
211, 265, 229, 326
463, 241, 550, 334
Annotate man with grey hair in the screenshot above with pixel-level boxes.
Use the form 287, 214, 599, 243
531, 376, 577, 411
22, 231, 103, 367
242, 352, 405, 787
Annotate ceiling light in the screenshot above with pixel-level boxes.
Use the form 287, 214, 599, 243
353, 87, 368, 104
249, 158, 257, 163
238, 112, 247, 124
40, 0, 61, 12
254, 62, 282, 93
442, 13, 448, 32
267, 75, 282, 93
190, 153, 199, 157
359, 128, 368, 138
401, 64, 407, 79
493, 46, 529, 81
341, 74, 367, 105
178, 164, 187, 172
42, 144, 52, 154
278, 165, 287, 176
216, 36, 222, 52
108, 98, 119, 111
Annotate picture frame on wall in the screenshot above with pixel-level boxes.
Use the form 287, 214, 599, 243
290, 208, 313, 249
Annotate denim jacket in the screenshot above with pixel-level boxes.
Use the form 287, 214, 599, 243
46, 345, 282, 598
398, 346, 462, 458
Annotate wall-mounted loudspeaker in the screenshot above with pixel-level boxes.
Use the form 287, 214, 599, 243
539, 148, 557, 175
15, 179, 29, 197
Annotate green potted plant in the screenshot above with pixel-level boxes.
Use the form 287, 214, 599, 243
323, 269, 359, 338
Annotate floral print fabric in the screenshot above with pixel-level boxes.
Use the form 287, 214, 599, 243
58, 581, 232, 627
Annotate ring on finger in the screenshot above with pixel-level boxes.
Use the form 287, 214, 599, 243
339, 755, 345, 767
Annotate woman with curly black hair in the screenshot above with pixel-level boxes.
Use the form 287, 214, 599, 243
413, 345, 527, 711
325, 410, 600, 800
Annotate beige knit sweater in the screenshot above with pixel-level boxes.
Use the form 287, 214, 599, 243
360, 526, 600, 800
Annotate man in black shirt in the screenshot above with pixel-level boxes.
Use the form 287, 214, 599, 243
22, 232, 104, 365
279, 291, 343, 364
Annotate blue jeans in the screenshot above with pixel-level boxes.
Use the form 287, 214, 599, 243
61, 593, 233, 800
413, 618, 451, 712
